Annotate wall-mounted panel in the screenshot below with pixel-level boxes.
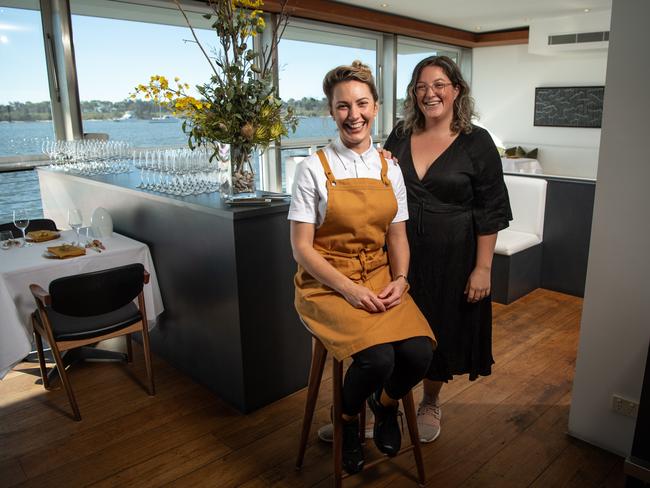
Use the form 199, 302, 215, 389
534, 86, 604, 128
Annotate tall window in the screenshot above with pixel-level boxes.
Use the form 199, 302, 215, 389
396, 37, 460, 118
0, 5, 54, 159
277, 21, 380, 191
70, 2, 217, 149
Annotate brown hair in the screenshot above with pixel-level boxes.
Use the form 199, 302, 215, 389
322, 60, 379, 107
400, 55, 476, 135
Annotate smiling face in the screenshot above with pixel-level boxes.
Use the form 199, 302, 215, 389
415, 65, 459, 128
330, 80, 378, 154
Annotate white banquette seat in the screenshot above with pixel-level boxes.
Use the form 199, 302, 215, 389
495, 175, 547, 256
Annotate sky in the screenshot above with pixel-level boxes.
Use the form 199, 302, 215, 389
0, 6, 431, 105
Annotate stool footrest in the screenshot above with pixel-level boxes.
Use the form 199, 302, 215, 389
341, 444, 416, 479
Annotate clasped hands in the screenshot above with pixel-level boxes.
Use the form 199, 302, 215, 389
342, 277, 407, 313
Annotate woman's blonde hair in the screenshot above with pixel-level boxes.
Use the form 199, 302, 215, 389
322, 60, 379, 107
400, 55, 476, 135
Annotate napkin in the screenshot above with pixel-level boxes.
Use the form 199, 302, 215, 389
46, 244, 86, 259
27, 230, 60, 242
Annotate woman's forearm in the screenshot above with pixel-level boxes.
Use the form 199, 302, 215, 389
386, 222, 410, 280
475, 233, 497, 270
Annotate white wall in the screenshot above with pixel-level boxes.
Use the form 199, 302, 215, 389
472, 44, 608, 179
568, 0, 650, 456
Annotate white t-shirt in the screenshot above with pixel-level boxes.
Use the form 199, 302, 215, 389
288, 137, 409, 227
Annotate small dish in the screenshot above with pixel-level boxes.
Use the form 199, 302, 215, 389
26, 230, 61, 243
45, 244, 86, 259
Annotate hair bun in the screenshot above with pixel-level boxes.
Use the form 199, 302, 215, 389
351, 60, 371, 74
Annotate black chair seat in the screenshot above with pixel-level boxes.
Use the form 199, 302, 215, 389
39, 302, 142, 341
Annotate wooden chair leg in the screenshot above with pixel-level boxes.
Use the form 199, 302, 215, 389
125, 333, 133, 363
332, 357, 344, 488
296, 339, 328, 470
50, 343, 81, 421
138, 294, 155, 396
402, 390, 426, 486
31, 316, 49, 390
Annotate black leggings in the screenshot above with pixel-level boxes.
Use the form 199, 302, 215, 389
341, 336, 433, 416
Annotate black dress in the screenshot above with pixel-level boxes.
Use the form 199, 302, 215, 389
384, 124, 512, 381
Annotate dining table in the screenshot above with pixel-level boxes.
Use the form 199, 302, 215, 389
0, 229, 164, 379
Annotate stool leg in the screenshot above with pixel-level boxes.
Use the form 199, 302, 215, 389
402, 390, 426, 486
296, 339, 327, 470
332, 357, 344, 488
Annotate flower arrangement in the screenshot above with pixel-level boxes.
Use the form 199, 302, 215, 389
132, 0, 296, 193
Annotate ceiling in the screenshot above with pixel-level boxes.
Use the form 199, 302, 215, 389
333, 0, 612, 33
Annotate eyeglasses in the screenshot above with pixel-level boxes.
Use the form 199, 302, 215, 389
414, 82, 453, 94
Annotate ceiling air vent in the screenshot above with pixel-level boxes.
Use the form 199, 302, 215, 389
548, 31, 609, 45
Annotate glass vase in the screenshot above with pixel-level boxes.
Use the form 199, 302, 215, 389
216, 143, 232, 198
230, 144, 256, 195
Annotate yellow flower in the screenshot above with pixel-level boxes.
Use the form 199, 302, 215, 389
270, 122, 283, 139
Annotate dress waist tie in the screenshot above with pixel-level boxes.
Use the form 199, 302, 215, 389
411, 201, 472, 235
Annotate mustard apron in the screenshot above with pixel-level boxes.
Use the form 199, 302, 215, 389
295, 149, 436, 360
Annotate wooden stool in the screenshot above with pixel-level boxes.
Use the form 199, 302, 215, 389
295, 337, 426, 487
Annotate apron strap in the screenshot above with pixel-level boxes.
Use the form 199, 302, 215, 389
378, 152, 391, 186
316, 150, 337, 186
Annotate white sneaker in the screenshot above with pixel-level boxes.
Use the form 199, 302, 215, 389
416, 401, 441, 443
317, 414, 375, 443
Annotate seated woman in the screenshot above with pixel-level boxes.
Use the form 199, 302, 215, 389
289, 61, 436, 475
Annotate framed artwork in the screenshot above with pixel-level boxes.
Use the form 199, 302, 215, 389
534, 86, 604, 128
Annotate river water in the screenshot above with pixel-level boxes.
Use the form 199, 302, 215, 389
0, 116, 338, 158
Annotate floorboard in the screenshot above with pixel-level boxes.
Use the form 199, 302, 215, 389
0, 289, 627, 487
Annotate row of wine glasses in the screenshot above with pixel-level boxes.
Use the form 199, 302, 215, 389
133, 146, 229, 196
42, 139, 133, 175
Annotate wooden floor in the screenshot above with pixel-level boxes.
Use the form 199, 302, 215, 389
0, 289, 625, 487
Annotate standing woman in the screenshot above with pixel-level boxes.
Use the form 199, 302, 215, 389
384, 55, 511, 443
289, 61, 435, 475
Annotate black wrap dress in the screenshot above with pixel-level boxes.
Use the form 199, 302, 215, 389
384, 124, 512, 381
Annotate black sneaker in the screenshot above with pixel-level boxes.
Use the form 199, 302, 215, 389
341, 417, 364, 475
368, 391, 401, 456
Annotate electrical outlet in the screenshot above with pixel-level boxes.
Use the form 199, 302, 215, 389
612, 394, 639, 418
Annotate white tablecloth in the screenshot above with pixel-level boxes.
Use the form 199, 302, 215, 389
501, 157, 544, 174
0, 231, 164, 379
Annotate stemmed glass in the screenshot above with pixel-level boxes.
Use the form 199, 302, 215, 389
68, 209, 83, 246
12, 209, 31, 247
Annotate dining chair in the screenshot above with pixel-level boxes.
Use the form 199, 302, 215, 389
0, 218, 59, 238
30, 263, 155, 421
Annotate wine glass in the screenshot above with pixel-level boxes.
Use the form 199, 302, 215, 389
68, 209, 83, 246
12, 209, 31, 247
